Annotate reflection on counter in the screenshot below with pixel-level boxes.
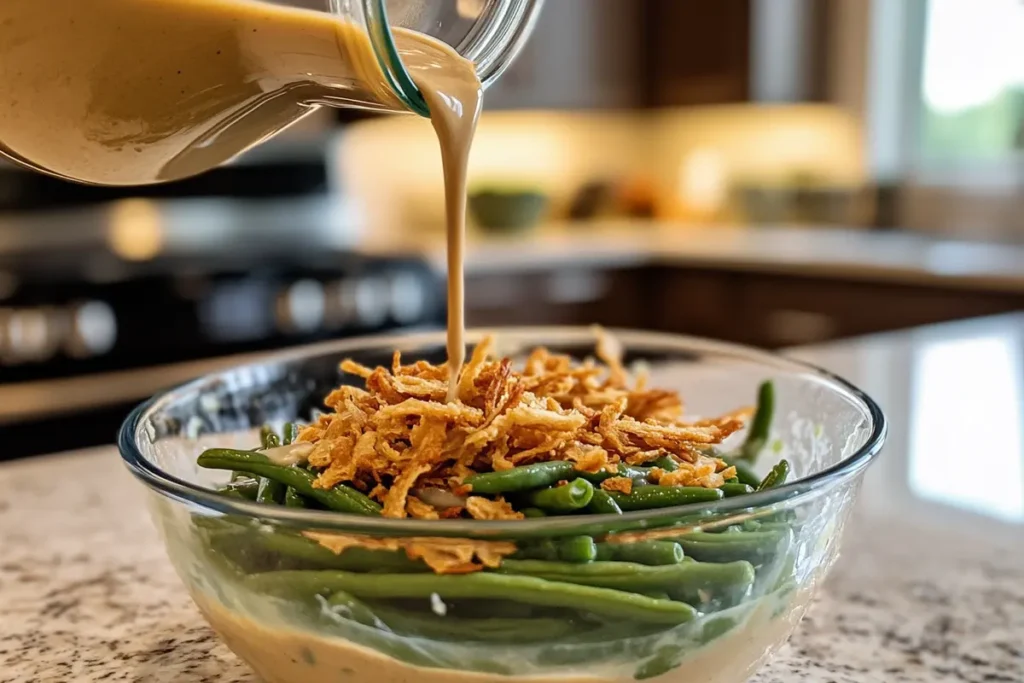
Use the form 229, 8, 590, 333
909, 332, 1023, 522
791, 314, 1024, 535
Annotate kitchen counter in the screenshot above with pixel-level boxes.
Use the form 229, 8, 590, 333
2, 314, 1023, 682
3, 200, 1022, 292
364, 222, 1024, 293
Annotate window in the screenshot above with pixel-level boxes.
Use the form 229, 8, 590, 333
918, 0, 1024, 166
860, 0, 1023, 236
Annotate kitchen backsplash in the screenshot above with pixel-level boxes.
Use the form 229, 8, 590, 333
332, 104, 867, 232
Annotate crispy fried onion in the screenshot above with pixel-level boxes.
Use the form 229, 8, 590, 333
303, 532, 516, 574
295, 329, 747, 566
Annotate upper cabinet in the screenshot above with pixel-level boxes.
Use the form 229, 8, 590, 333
485, 0, 753, 111
483, 0, 644, 110
640, 0, 752, 107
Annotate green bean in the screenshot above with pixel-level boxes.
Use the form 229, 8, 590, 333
521, 508, 547, 518
259, 533, 426, 572
323, 589, 381, 627
634, 652, 682, 681
699, 615, 739, 644
464, 461, 578, 494
496, 559, 754, 604
638, 591, 672, 601
757, 459, 791, 490
523, 479, 594, 512
595, 541, 683, 566
511, 536, 597, 563
738, 380, 774, 462
192, 514, 245, 533
283, 488, 306, 508
198, 449, 381, 515
282, 422, 298, 446
256, 477, 286, 505
651, 456, 679, 472
358, 602, 579, 643
246, 570, 697, 625
607, 485, 723, 511
217, 478, 260, 500
577, 466, 650, 485
723, 458, 762, 488
260, 426, 281, 449
443, 600, 537, 620
558, 535, 598, 562
202, 529, 280, 574
720, 483, 755, 497
672, 528, 793, 567
586, 489, 623, 515
209, 529, 427, 573
510, 540, 560, 562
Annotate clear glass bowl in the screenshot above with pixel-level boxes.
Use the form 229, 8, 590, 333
119, 328, 885, 683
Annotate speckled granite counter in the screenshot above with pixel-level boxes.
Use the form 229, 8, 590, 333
2, 315, 1023, 682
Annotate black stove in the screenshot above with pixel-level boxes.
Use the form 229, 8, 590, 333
0, 197, 444, 458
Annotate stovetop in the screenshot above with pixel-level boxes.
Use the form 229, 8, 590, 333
0, 198, 445, 383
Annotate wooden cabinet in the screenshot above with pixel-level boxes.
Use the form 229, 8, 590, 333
484, 0, 643, 110
653, 269, 1024, 347
466, 265, 1024, 349
485, 0, 753, 110
465, 267, 651, 328
639, 0, 752, 107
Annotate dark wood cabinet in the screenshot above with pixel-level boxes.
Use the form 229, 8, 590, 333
639, 0, 752, 107
484, 0, 644, 110
486, 0, 752, 110
465, 267, 651, 328
466, 265, 1023, 348
654, 269, 1022, 347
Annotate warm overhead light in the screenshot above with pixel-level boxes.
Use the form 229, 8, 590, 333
107, 199, 164, 261
678, 148, 728, 214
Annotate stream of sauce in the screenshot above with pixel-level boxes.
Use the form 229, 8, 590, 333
0, 0, 482, 392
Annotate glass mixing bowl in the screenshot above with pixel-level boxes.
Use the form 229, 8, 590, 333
119, 328, 885, 683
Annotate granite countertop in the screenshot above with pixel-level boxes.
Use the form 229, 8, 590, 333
2, 314, 1023, 682
362, 221, 1024, 293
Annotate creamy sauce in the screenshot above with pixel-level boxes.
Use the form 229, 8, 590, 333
261, 442, 314, 467
194, 591, 811, 683
409, 42, 481, 403
0, 0, 479, 391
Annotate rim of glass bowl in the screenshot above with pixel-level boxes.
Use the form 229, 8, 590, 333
118, 327, 886, 538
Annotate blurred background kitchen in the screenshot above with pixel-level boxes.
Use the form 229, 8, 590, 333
1, 0, 1021, 458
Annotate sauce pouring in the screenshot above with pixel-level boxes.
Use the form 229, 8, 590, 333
0, 0, 538, 396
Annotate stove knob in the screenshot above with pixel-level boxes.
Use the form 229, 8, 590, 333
329, 279, 357, 329
0, 308, 9, 363
277, 279, 326, 334
66, 301, 117, 358
389, 272, 427, 325
4, 307, 58, 363
354, 276, 390, 329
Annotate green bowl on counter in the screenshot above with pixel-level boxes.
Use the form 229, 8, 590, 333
469, 189, 549, 233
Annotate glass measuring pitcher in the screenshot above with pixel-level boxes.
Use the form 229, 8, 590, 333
0, 0, 542, 186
